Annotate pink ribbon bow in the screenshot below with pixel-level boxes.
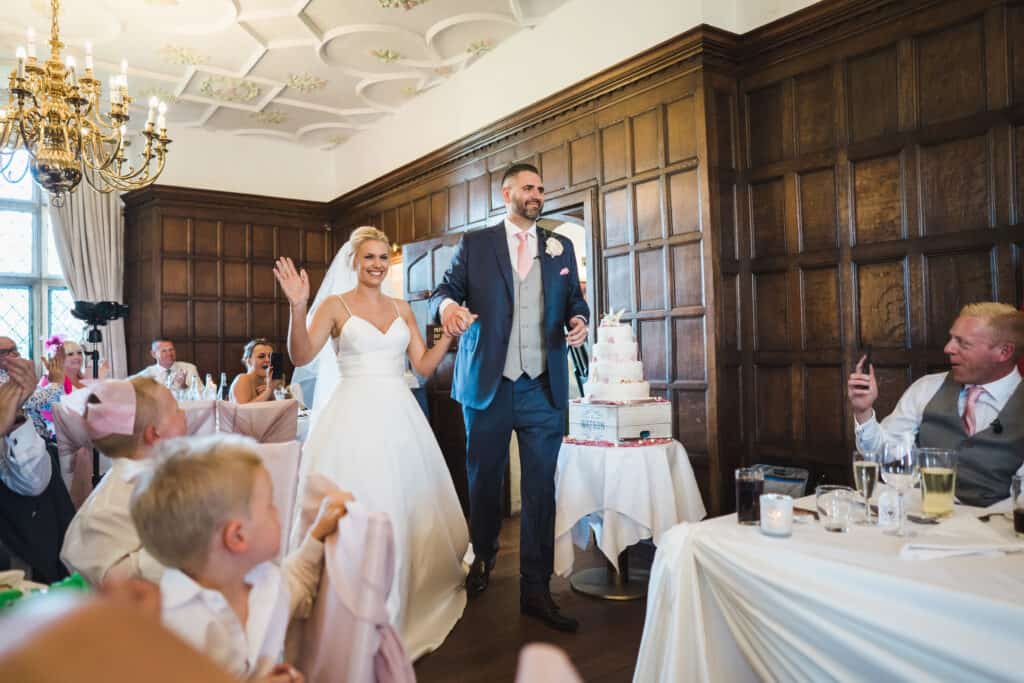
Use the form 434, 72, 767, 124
62, 379, 137, 441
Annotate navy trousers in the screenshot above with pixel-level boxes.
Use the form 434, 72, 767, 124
462, 373, 564, 594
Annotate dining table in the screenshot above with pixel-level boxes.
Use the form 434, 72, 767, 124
633, 489, 1024, 682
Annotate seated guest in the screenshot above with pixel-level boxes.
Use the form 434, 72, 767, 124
39, 338, 109, 394
0, 336, 63, 441
0, 354, 75, 583
848, 302, 1024, 507
60, 378, 187, 585
231, 339, 282, 404
134, 338, 199, 390
130, 434, 350, 679
0, 359, 51, 496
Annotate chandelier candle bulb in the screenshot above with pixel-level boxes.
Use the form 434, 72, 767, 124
66, 56, 76, 84
26, 28, 36, 59
84, 42, 93, 70
16, 47, 26, 79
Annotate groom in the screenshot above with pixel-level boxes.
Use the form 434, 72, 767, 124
430, 163, 589, 632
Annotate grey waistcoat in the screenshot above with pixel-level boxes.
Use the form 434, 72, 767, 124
503, 260, 545, 381
917, 373, 1024, 508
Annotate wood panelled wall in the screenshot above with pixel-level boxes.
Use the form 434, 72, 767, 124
723, 0, 1024, 507
121, 187, 332, 381
121, 0, 1024, 516
328, 32, 737, 514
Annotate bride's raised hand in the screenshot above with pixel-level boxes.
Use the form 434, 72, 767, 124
273, 257, 309, 307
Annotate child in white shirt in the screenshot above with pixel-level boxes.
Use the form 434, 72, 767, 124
130, 434, 351, 680
60, 377, 187, 585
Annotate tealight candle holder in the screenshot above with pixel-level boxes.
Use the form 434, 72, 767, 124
759, 494, 793, 537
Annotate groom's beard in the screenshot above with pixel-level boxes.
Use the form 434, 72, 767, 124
512, 196, 543, 220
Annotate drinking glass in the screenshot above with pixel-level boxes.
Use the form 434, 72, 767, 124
852, 449, 880, 525
917, 448, 957, 518
1013, 475, 1024, 538
880, 439, 919, 537
815, 485, 856, 533
735, 468, 764, 525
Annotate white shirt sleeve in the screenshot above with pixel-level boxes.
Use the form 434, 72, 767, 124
0, 419, 51, 496
853, 373, 947, 455
282, 535, 325, 619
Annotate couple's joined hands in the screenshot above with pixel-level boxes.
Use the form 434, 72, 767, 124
440, 304, 478, 338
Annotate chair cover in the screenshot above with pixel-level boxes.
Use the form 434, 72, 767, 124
216, 399, 298, 443
181, 400, 217, 436
293, 475, 415, 683
249, 441, 303, 562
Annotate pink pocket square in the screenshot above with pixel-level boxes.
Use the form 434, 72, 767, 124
559, 267, 570, 276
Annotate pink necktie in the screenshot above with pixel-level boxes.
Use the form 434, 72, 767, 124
962, 385, 985, 436
516, 231, 531, 280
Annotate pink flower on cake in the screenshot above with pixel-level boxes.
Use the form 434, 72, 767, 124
544, 236, 563, 257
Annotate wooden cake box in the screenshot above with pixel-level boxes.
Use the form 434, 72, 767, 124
568, 399, 672, 442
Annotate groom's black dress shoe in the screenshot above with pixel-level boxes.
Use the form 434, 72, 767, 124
466, 557, 494, 597
520, 591, 579, 632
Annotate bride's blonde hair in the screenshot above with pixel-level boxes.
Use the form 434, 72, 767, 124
347, 226, 390, 268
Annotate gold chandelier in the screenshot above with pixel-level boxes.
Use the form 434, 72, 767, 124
0, 0, 171, 205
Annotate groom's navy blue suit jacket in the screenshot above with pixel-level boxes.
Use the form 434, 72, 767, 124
430, 224, 590, 411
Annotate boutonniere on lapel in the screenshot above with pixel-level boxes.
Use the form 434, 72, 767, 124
544, 236, 564, 258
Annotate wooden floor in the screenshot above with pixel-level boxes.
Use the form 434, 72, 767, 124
414, 517, 650, 683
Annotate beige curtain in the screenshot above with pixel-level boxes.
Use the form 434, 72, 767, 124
48, 188, 127, 378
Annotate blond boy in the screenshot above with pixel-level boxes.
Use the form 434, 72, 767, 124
60, 377, 187, 584
131, 435, 351, 680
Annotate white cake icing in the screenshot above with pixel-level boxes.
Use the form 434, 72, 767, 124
583, 310, 651, 402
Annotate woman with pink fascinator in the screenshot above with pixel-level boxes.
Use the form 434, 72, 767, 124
36, 336, 110, 505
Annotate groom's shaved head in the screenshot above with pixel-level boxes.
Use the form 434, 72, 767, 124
501, 163, 541, 188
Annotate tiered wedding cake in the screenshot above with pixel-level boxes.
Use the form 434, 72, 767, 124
583, 310, 651, 402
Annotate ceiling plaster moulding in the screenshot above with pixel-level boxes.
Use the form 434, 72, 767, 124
319, 25, 439, 74
0, 0, 568, 151
424, 13, 518, 58
355, 72, 429, 111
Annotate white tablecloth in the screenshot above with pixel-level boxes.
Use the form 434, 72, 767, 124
633, 497, 1024, 682
554, 439, 706, 577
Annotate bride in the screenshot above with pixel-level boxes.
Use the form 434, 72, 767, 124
273, 226, 472, 659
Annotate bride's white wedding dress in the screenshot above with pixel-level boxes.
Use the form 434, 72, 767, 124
294, 298, 469, 659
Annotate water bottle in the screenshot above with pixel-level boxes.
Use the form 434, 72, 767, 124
204, 373, 217, 400
218, 372, 229, 401
187, 374, 201, 401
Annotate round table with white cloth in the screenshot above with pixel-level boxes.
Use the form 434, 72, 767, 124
554, 439, 706, 578
632, 496, 1024, 682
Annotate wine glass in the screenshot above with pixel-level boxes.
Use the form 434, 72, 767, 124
852, 449, 880, 525
880, 439, 919, 537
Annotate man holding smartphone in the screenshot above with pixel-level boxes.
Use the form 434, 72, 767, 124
847, 302, 1024, 507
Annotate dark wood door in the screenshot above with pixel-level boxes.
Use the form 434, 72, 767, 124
403, 233, 468, 513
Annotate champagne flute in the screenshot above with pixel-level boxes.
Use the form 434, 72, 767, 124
880, 439, 919, 537
852, 449, 880, 525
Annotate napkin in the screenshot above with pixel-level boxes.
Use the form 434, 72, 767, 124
900, 516, 1024, 560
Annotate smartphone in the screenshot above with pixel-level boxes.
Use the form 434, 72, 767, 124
854, 345, 872, 390
270, 351, 285, 380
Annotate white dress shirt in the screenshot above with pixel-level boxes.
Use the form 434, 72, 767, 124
855, 367, 1024, 479
160, 536, 324, 678
60, 457, 164, 585
134, 361, 200, 387
0, 419, 52, 496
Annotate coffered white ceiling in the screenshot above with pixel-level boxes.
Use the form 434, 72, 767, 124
0, 0, 568, 150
